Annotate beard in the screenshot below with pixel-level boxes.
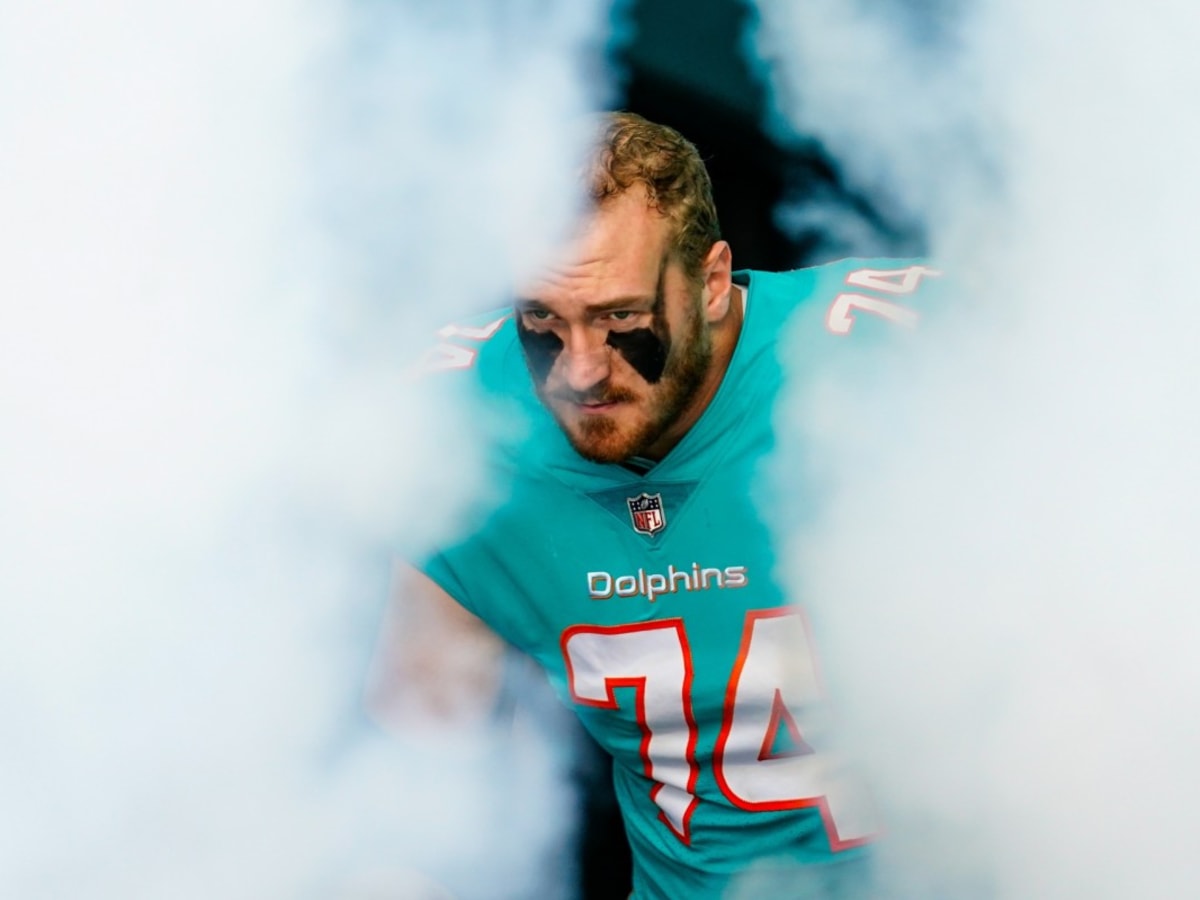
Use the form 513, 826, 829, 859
560, 300, 713, 464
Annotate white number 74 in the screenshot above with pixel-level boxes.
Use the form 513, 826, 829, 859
825, 265, 942, 335
562, 609, 877, 850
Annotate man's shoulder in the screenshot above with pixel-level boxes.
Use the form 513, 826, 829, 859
739, 257, 943, 342
412, 307, 528, 394
404, 308, 539, 478
740, 256, 937, 308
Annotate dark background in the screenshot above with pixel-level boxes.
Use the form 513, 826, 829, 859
614, 0, 923, 273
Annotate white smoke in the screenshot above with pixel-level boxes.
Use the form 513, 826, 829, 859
0, 1, 612, 897
754, 0, 1200, 897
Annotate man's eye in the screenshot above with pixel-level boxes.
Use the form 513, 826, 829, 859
608, 311, 635, 321
526, 309, 553, 321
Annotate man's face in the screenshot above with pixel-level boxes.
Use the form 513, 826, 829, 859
515, 189, 714, 464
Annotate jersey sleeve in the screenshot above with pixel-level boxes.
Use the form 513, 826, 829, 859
770, 257, 949, 336
401, 307, 539, 651
415, 525, 539, 654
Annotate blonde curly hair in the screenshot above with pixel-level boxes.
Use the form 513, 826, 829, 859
585, 112, 722, 281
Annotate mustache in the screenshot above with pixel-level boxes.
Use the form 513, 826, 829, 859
548, 385, 638, 406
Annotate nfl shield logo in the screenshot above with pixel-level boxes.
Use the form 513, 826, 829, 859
627, 492, 666, 536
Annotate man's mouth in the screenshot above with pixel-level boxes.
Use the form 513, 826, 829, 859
576, 399, 620, 415
551, 389, 635, 415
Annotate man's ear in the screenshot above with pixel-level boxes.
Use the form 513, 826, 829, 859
701, 240, 734, 322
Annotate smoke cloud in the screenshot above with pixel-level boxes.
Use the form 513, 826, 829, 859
0, 1, 612, 896
754, 0, 1200, 896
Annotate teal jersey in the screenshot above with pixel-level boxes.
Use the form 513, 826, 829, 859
420, 259, 944, 899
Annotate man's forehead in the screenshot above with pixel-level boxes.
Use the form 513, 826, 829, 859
519, 259, 665, 309
518, 192, 672, 302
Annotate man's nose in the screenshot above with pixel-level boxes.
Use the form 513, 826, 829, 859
559, 329, 611, 393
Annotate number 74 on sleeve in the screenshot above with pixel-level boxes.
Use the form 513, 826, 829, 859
825, 265, 942, 336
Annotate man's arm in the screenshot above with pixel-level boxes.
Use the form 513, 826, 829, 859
366, 563, 507, 731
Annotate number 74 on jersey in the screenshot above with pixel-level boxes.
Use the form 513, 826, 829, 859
826, 265, 942, 335
562, 609, 878, 850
